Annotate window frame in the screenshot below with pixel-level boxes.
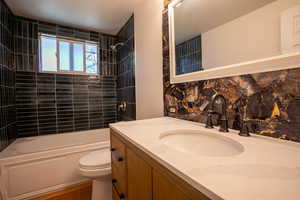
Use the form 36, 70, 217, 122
39, 33, 99, 75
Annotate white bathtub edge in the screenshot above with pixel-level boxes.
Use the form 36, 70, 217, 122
0, 141, 110, 165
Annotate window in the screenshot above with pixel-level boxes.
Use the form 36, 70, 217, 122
39, 34, 98, 74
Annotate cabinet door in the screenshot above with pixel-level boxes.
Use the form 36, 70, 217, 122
111, 134, 127, 197
127, 148, 152, 200
153, 169, 191, 200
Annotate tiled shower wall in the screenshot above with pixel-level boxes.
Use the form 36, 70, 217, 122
0, 3, 136, 144
176, 36, 202, 75
16, 72, 117, 137
14, 17, 118, 137
162, 11, 300, 142
0, 0, 16, 151
117, 16, 136, 121
14, 16, 118, 75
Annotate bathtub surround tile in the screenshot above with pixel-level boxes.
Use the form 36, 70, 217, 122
0, 2, 136, 143
15, 72, 117, 137
117, 16, 136, 121
88, 76, 104, 129
12, 14, 121, 137
162, 11, 300, 142
37, 73, 57, 135
73, 75, 89, 131
15, 72, 38, 137
0, 0, 16, 151
13, 16, 118, 76
102, 76, 118, 125
56, 74, 74, 133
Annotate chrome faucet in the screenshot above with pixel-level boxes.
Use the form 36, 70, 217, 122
205, 94, 229, 132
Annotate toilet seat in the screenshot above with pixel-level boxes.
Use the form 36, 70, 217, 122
79, 148, 111, 173
78, 148, 112, 200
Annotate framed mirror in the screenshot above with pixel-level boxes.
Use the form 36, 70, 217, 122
168, 0, 300, 83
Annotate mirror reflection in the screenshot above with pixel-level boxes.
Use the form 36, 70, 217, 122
173, 0, 300, 75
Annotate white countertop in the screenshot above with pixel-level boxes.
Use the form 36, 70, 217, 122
110, 117, 300, 200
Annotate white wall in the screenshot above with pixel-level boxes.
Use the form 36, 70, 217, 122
134, 0, 164, 120
202, 0, 300, 69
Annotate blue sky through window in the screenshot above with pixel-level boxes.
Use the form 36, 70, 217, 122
41, 36, 57, 72
74, 43, 84, 72
59, 41, 71, 70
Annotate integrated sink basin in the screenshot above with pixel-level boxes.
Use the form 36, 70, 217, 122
160, 130, 244, 157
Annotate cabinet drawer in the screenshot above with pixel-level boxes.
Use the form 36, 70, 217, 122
112, 163, 127, 196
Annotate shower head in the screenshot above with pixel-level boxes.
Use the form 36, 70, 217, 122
110, 42, 124, 52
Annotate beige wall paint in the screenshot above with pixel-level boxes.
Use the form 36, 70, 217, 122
202, 0, 300, 69
134, 0, 164, 119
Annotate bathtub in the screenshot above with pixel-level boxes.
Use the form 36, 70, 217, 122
0, 129, 110, 200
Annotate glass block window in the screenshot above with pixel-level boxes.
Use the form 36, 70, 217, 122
39, 34, 98, 74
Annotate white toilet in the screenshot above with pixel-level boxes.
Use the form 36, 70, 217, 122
79, 148, 112, 200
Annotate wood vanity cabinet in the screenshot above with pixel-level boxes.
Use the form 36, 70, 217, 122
110, 129, 211, 200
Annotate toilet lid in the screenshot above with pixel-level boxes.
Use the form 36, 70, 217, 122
79, 148, 111, 170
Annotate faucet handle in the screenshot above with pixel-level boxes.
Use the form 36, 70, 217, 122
239, 120, 250, 137
205, 110, 214, 129
219, 116, 229, 132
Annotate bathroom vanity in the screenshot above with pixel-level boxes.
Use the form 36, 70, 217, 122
110, 127, 210, 200
110, 117, 300, 200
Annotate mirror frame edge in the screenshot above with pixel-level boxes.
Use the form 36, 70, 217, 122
168, 0, 180, 84
168, 1, 300, 84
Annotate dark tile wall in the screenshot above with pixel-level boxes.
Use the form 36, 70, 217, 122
0, 2, 136, 142
14, 16, 118, 75
13, 17, 118, 137
0, 0, 16, 151
163, 11, 300, 142
176, 36, 202, 75
117, 16, 136, 121
16, 72, 117, 137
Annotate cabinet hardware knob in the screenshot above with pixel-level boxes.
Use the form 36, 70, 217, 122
112, 179, 117, 183
111, 148, 116, 152
118, 157, 124, 162
119, 193, 125, 199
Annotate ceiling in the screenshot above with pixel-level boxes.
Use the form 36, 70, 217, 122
5, 0, 145, 35
175, 0, 276, 44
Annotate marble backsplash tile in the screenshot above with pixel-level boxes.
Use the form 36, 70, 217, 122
162, 11, 300, 142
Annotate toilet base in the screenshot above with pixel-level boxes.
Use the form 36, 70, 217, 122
91, 175, 112, 200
